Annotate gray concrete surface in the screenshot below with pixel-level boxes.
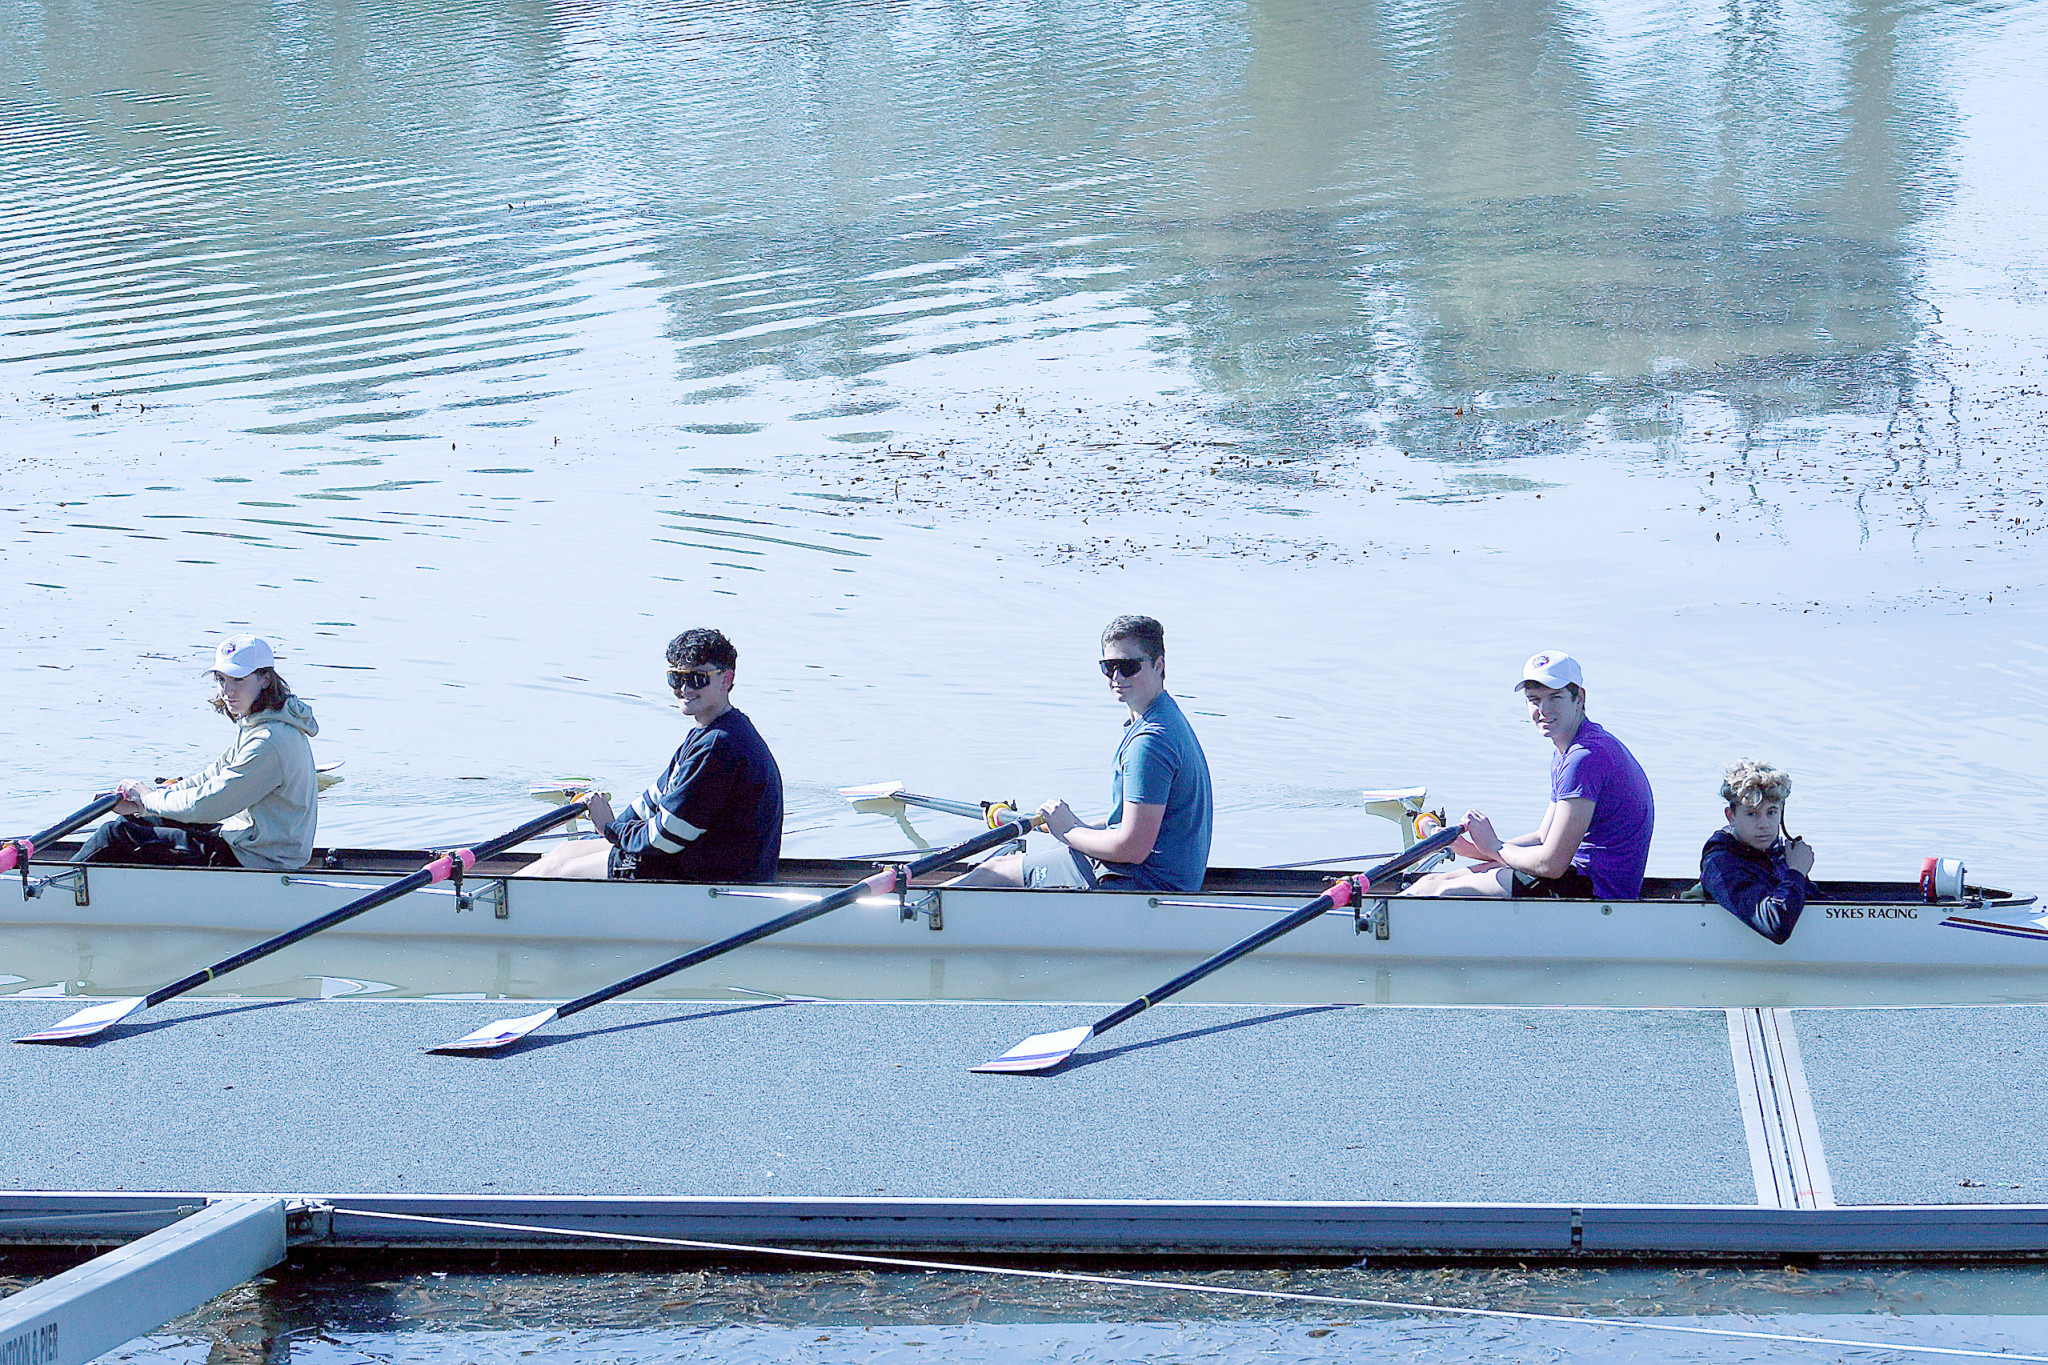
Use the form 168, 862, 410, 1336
1793, 1004, 2048, 1206
0, 999, 1752, 1205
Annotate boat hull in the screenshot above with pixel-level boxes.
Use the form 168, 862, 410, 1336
2, 849, 2037, 983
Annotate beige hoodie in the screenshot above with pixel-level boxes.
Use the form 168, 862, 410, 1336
141, 697, 320, 870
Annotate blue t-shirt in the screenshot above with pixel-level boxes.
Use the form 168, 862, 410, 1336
607, 707, 784, 883
1102, 692, 1213, 892
1550, 718, 1654, 899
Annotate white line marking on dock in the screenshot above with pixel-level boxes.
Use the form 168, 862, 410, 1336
1728, 1006, 1835, 1209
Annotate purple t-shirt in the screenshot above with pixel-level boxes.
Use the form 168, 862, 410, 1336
1550, 719, 1654, 899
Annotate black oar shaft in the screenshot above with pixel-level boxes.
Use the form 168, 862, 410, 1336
556, 880, 869, 1017
1091, 892, 1338, 1035
142, 801, 588, 1008
1, 793, 122, 872
1090, 822, 1466, 1036
557, 816, 1034, 1019
28, 793, 122, 848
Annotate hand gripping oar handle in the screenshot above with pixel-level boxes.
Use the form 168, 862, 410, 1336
551, 815, 1038, 1022
0, 793, 122, 875
1086, 822, 1466, 1037
139, 801, 591, 1008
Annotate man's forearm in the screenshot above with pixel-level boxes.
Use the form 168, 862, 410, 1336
1496, 840, 1575, 879
1063, 822, 1150, 865
1477, 832, 1539, 867
1490, 841, 1539, 875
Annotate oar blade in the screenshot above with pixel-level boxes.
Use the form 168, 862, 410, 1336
427, 1007, 561, 1054
973, 1024, 1094, 1074
837, 780, 907, 815
16, 997, 146, 1044
837, 780, 905, 801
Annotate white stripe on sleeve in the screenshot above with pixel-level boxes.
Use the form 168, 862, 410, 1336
646, 805, 708, 853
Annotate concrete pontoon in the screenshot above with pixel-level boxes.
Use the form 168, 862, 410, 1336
4, 996, 2047, 1254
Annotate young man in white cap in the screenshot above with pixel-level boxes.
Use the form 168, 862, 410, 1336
1405, 650, 1654, 900
73, 634, 321, 869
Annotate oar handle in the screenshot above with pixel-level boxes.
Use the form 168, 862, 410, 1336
144, 801, 591, 1007
1090, 822, 1466, 1035
0, 793, 122, 873
557, 816, 1037, 1019
901, 815, 1037, 878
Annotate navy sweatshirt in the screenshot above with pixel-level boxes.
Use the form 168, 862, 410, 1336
1700, 828, 1810, 944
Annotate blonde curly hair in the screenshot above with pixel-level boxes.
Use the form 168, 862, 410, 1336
1721, 758, 1792, 809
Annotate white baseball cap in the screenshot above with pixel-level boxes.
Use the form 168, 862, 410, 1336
213, 635, 276, 678
1515, 650, 1583, 691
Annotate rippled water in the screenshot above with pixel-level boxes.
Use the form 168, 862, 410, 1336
5, 0, 2048, 1005
48, 1260, 2048, 1364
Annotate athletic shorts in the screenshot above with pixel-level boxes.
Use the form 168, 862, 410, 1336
608, 846, 685, 881
1510, 865, 1598, 900
71, 816, 238, 868
1022, 841, 1099, 890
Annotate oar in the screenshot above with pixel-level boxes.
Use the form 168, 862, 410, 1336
1261, 850, 1399, 870
838, 781, 931, 851
429, 814, 1041, 1053
0, 793, 123, 877
16, 801, 590, 1044
974, 822, 1466, 1075
838, 780, 1024, 826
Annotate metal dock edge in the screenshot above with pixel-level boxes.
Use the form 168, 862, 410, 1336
9, 1193, 2048, 1259
0, 1196, 285, 1365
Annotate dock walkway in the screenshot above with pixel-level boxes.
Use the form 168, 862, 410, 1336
3, 997, 2045, 1258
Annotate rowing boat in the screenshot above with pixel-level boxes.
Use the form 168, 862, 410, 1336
3, 840, 2035, 976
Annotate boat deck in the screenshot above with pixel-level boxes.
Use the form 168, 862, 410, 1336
4, 996, 2046, 1258
36, 839, 1984, 903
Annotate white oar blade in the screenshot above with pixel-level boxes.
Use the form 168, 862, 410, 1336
427, 1007, 560, 1054
16, 997, 146, 1044
837, 780, 907, 814
837, 779, 904, 800
973, 1024, 1093, 1074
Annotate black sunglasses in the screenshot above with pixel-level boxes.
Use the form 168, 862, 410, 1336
1098, 658, 1147, 679
667, 668, 720, 692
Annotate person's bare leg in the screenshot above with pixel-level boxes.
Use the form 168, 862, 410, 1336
516, 838, 612, 879
946, 851, 1027, 888
1402, 865, 1513, 898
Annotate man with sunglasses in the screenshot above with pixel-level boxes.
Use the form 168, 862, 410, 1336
521, 628, 783, 882
954, 615, 1212, 892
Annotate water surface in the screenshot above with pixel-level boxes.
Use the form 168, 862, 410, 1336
57, 1260, 2048, 1364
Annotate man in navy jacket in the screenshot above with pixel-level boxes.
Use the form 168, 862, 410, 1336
521, 628, 783, 883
